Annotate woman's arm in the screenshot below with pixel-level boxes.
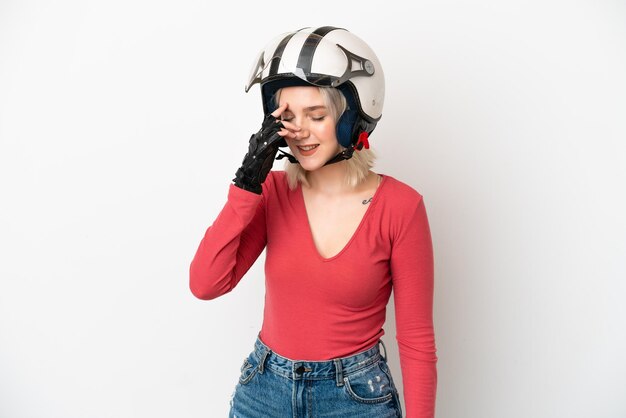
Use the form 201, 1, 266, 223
188, 178, 270, 300
390, 196, 438, 418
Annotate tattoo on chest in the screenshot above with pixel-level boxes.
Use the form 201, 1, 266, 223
362, 197, 373, 205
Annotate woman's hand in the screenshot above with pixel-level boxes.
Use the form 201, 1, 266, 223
273, 102, 301, 141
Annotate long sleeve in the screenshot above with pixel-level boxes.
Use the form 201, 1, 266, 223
390, 196, 438, 418
189, 180, 270, 300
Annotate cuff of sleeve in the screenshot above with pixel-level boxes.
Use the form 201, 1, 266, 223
228, 183, 263, 202
226, 183, 264, 225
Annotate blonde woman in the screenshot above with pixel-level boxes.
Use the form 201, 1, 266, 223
190, 26, 437, 418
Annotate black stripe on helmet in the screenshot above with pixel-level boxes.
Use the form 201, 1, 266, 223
268, 27, 308, 77
313, 25, 342, 37
268, 32, 296, 76
296, 26, 343, 75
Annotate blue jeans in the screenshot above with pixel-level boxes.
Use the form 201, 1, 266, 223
229, 334, 403, 417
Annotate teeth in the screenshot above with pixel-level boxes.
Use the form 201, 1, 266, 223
299, 145, 318, 151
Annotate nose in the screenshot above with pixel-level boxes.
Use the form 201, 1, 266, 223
292, 120, 309, 140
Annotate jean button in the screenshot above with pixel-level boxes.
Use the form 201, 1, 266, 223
295, 365, 305, 374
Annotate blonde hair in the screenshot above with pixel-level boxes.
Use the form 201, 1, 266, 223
274, 86, 377, 191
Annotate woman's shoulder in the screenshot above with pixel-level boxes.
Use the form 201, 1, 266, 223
380, 173, 424, 208
378, 174, 428, 236
266, 170, 288, 188
269, 170, 287, 180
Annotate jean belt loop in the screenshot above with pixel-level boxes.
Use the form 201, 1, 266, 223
378, 339, 388, 362
333, 359, 344, 387
258, 347, 271, 374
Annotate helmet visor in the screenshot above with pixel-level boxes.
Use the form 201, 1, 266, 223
245, 32, 375, 92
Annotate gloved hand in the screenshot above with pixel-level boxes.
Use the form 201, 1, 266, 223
232, 112, 286, 194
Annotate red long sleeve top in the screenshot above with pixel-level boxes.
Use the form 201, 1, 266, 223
189, 170, 437, 417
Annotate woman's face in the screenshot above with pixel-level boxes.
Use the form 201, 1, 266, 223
277, 86, 342, 171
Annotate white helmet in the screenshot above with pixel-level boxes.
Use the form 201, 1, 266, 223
245, 26, 385, 164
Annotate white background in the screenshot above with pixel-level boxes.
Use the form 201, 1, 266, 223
1, 1, 625, 417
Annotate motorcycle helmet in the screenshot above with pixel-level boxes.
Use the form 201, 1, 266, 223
244, 26, 385, 166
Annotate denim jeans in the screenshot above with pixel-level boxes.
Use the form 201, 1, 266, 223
228, 334, 403, 417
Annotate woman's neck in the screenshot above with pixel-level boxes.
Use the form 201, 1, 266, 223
304, 163, 374, 197
304, 161, 349, 196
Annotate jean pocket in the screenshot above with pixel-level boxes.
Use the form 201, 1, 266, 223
238, 354, 259, 385
343, 360, 395, 404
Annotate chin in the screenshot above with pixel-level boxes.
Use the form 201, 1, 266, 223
294, 157, 321, 171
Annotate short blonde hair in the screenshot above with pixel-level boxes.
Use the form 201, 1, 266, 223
274, 86, 377, 190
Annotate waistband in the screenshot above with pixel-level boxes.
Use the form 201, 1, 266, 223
251, 334, 388, 386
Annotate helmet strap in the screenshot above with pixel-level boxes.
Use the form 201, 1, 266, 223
275, 148, 299, 164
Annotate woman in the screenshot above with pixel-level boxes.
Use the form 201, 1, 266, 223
189, 26, 437, 418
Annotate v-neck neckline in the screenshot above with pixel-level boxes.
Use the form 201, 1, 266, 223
297, 174, 387, 262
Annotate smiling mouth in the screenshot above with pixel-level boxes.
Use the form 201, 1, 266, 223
298, 145, 319, 151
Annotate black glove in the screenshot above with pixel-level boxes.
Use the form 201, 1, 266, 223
232, 113, 285, 194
